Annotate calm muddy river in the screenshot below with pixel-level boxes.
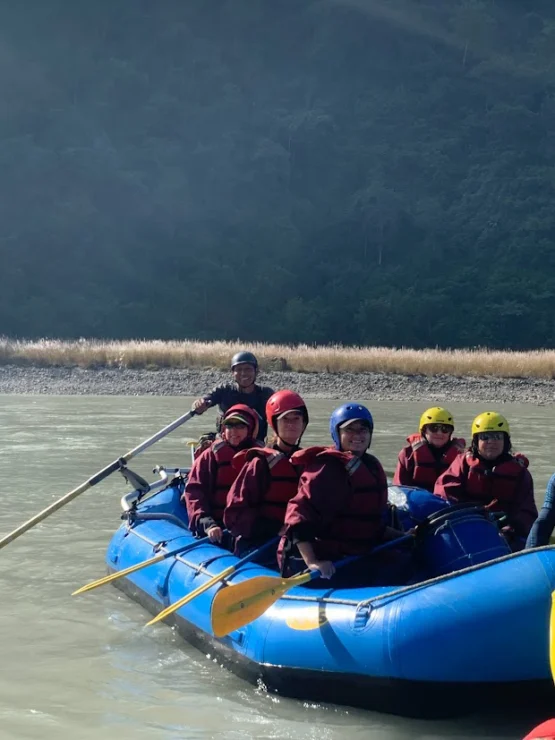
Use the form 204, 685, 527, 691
1, 395, 554, 740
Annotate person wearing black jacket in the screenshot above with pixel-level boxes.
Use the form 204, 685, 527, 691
192, 351, 274, 441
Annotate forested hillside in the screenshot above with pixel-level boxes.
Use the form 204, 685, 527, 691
2, 1, 555, 349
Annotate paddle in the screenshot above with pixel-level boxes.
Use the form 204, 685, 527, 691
146, 536, 280, 627
185, 439, 199, 466
0, 409, 196, 551
211, 534, 413, 638
72, 535, 211, 596
550, 591, 555, 682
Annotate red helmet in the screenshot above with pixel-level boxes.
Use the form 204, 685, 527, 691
222, 404, 260, 440
265, 390, 309, 434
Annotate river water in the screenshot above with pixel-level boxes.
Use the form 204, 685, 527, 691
1, 395, 554, 740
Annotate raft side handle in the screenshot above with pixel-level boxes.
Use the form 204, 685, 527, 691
354, 604, 372, 630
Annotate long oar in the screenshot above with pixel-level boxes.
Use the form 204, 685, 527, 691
72, 535, 210, 596
211, 534, 413, 638
185, 440, 199, 466
0, 409, 196, 551
146, 536, 279, 627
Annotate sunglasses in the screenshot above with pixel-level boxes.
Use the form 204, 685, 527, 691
427, 424, 453, 434
477, 432, 504, 442
223, 421, 247, 429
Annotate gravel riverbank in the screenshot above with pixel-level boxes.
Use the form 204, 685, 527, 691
0, 365, 554, 404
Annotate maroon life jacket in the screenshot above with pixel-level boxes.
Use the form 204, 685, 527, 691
463, 452, 529, 510
407, 433, 466, 492
210, 440, 240, 521
210, 439, 261, 520
233, 447, 300, 524
292, 446, 387, 559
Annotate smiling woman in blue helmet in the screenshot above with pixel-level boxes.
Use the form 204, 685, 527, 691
277, 403, 409, 585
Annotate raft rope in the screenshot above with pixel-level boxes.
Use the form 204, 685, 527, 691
172, 543, 555, 609
125, 522, 191, 550
275, 543, 555, 609
354, 543, 555, 611
123, 523, 555, 610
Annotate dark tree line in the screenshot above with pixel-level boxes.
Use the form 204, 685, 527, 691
2, 0, 555, 348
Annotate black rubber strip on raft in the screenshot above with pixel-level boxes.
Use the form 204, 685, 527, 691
111, 573, 555, 719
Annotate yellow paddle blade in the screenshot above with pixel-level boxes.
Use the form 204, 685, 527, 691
211, 571, 312, 638
550, 591, 555, 683
146, 563, 236, 626
72, 552, 166, 595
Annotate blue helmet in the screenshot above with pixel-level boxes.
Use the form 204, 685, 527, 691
329, 403, 374, 450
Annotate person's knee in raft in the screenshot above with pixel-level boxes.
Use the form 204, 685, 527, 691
182, 404, 262, 545
224, 390, 309, 560
526, 473, 555, 548
278, 403, 409, 584
191, 351, 274, 443
393, 407, 465, 493
434, 411, 537, 551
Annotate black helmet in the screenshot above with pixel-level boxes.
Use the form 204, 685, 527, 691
231, 351, 258, 370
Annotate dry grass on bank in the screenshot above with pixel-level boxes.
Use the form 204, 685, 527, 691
0, 338, 554, 379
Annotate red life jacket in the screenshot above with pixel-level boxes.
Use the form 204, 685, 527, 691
233, 447, 299, 524
408, 434, 466, 492
292, 447, 387, 559
211, 441, 239, 521
211, 439, 262, 520
463, 452, 529, 508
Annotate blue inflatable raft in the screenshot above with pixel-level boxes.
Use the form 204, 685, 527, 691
103, 468, 555, 718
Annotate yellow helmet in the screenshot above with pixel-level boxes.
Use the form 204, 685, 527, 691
419, 407, 454, 431
471, 411, 510, 436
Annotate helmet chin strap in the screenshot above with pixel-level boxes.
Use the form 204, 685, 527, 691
293, 422, 308, 448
